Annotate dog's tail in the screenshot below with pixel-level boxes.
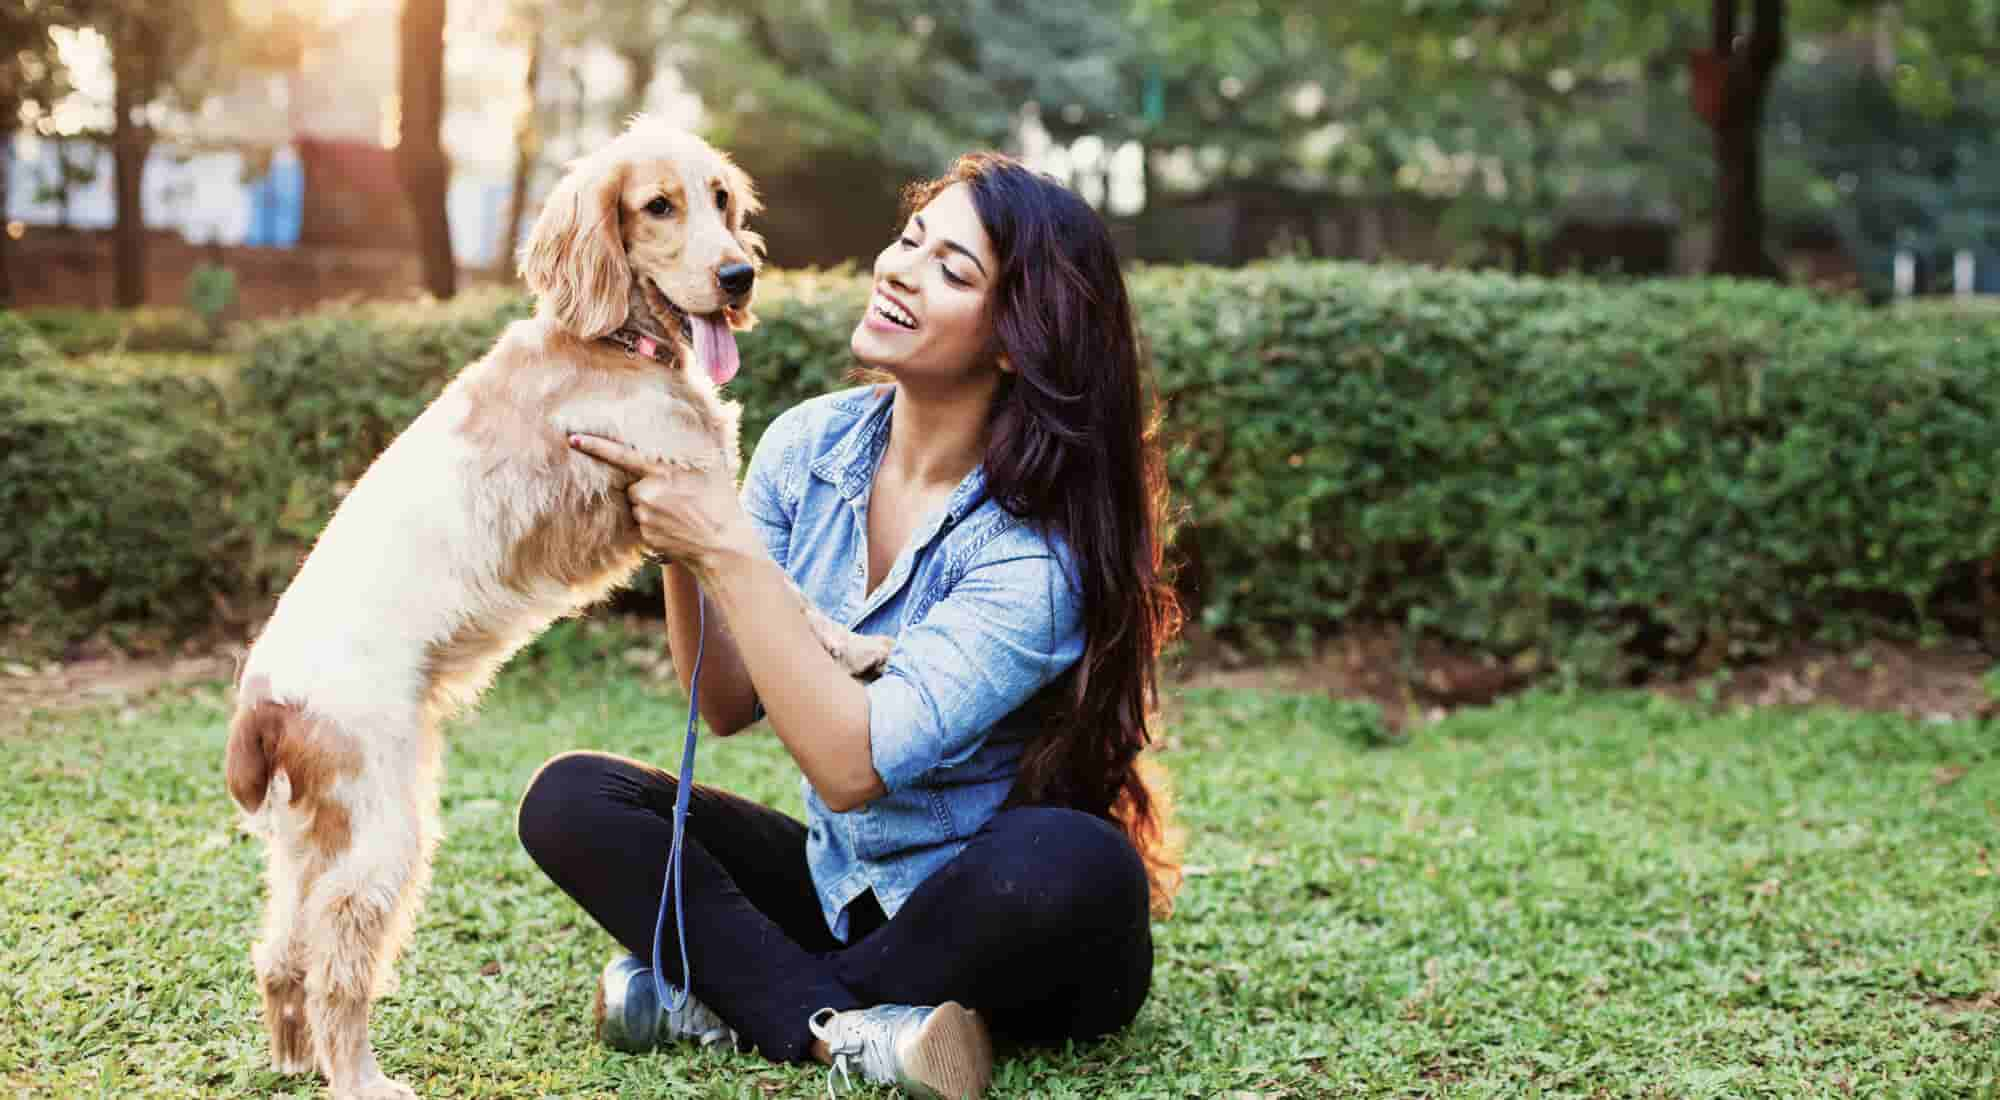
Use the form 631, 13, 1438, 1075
225, 682, 362, 819
225, 696, 286, 813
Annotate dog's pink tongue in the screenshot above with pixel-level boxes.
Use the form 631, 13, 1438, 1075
691, 314, 739, 386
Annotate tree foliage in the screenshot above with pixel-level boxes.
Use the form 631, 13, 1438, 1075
659, 0, 1131, 176
1771, 53, 2000, 293
1120, 0, 2000, 277
0, 0, 71, 122
14, 0, 2000, 288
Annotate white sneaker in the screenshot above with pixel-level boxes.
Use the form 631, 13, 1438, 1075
808, 1001, 992, 1100
596, 954, 735, 1052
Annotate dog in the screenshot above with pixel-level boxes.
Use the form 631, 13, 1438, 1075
223, 119, 891, 1100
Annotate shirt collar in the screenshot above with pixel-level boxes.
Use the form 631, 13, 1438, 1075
810, 386, 989, 525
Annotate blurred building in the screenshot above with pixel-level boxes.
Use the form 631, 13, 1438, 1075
294, 139, 409, 246
4, 0, 605, 271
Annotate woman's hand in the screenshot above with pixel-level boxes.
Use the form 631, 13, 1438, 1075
570, 434, 883, 806
567, 434, 759, 581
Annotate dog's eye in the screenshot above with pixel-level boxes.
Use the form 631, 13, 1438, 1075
645, 196, 673, 217
713, 189, 729, 212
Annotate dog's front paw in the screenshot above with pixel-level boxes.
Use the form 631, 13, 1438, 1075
837, 633, 895, 680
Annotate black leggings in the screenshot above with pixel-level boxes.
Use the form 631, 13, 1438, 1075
515, 751, 1154, 1062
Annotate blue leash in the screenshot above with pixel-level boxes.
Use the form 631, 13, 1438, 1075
650, 590, 704, 1015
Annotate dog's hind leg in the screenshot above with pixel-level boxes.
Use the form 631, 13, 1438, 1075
303, 860, 422, 1098
301, 779, 435, 1100
253, 838, 316, 1075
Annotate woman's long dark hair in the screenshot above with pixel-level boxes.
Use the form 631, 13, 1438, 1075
903, 154, 1184, 915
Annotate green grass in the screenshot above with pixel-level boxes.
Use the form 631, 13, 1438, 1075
2, 623, 1996, 1098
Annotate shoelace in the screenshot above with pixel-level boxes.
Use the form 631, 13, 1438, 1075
662, 988, 728, 1045
809, 1007, 896, 1099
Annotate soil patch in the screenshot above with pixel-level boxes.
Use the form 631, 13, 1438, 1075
1, 647, 239, 734
7, 622, 1993, 735
1171, 626, 1994, 730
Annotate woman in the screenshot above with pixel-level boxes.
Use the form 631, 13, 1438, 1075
516, 153, 1182, 1099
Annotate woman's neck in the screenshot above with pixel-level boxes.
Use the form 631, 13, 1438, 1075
880, 378, 994, 491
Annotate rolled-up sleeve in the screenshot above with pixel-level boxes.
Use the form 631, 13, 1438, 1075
739, 410, 801, 571
867, 548, 1086, 793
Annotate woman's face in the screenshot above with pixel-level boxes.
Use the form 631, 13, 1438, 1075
849, 182, 1004, 383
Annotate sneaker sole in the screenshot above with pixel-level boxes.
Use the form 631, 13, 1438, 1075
596, 963, 650, 1051
898, 1001, 993, 1100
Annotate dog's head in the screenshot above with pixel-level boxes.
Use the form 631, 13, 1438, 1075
520, 118, 764, 384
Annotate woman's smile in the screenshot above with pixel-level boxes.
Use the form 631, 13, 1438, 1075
866, 290, 919, 332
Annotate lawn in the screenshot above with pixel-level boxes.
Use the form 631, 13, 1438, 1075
2, 623, 1995, 1098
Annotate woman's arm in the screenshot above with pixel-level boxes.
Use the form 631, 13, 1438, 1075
570, 433, 885, 810
660, 560, 761, 737
696, 520, 1087, 810
691, 537, 884, 810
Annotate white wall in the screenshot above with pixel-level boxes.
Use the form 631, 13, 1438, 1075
7, 137, 252, 245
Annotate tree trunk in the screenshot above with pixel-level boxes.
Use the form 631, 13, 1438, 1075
500, 20, 543, 282
112, 58, 151, 308
54, 138, 74, 227
0, 120, 13, 306
397, 0, 455, 298
615, 44, 656, 125
1705, 0, 1786, 280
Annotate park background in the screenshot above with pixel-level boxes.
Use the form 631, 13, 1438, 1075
2, 1, 1998, 1097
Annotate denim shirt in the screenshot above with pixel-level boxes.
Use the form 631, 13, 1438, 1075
739, 384, 1085, 942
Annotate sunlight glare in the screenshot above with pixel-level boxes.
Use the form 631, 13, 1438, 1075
45, 26, 112, 136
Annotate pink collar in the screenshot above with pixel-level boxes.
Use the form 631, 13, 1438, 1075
600, 327, 669, 362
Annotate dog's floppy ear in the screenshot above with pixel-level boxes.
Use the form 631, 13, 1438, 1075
520, 156, 631, 339
723, 160, 764, 221
723, 160, 766, 262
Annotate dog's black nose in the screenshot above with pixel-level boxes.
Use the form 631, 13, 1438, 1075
717, 263, 755, 300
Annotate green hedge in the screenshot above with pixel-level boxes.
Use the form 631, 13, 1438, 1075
8, 266, 2000, 681
0, 312, 50, 372
18, 306, 217, 356
0, 314, 244, 642
1145, 268, 2000, 677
